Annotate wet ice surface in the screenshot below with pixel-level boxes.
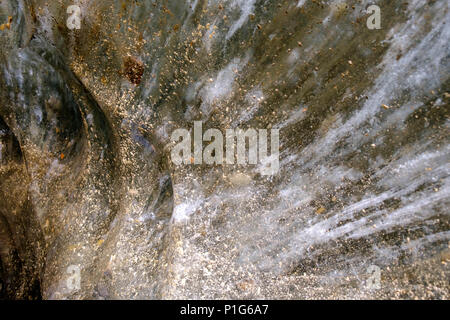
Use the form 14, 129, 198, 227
0, 0, 449, 299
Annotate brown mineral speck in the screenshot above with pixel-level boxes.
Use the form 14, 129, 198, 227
124, 56, 144, 85
237, 280, 254, 291
316, 207, 326, 215
4, 16, 12, 29
440, 249, 450, 263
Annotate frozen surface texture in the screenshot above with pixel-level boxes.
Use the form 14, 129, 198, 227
0, 0, 449, 299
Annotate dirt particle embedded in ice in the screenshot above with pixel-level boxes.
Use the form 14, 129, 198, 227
316, 207, 326, 215
440, 249, 450, 263
123, 56, 145, 85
